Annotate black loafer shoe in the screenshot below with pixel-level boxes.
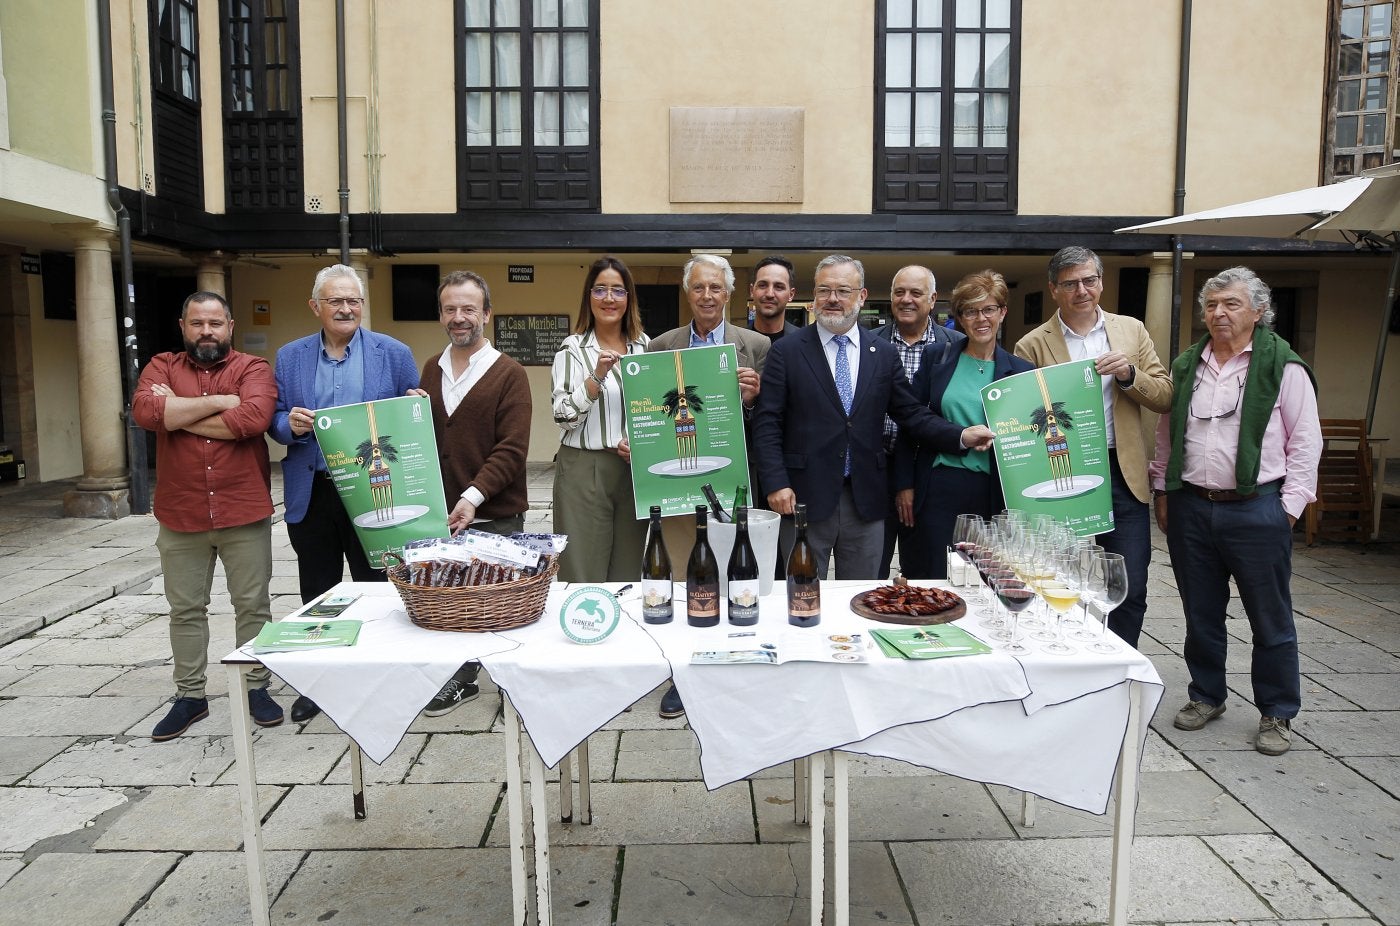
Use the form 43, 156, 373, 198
290, 695, 321, 723
152, 696, 209, 741
248, 687, 285, 727
659, 684, 685, 719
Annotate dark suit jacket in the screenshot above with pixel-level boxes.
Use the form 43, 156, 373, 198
270, 328, 421, 524
753, 324, 967, 523
892, 342, 1033, 515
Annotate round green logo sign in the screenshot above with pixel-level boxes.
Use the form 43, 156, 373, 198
558, 586, 622, 645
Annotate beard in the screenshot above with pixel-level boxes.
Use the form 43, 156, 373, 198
449, 325, 482, 350
815, 302, 860, 334
186, 338, 231, 364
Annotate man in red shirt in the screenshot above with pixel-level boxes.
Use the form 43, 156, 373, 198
133, 291, 284, 739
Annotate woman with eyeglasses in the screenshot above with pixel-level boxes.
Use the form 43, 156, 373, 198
551, 257, 651, 582
892, 270, 1033, 578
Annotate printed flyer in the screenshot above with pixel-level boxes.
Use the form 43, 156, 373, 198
312, 394, 451, 567
620, 344, 751, 518
981, 359, 1113, 537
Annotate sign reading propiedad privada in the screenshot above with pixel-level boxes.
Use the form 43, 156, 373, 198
620, 344, 750, 518
312, 395, 451, 567
982, 359, 1113, 537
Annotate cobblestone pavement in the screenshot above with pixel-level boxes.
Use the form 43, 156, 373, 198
0, 466, 1397, 925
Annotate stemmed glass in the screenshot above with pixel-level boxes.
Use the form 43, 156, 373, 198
1068, 542, 1104, 641
1033, 553, 1079, 655
951, 514, 983, 586
991, 574, 1033, 655
971, 546, 1003, 624
1083, 552, 1127, 654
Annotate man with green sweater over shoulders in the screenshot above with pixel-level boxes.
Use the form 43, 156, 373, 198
1149, 267, 1321, 756
416, 269, 532, 715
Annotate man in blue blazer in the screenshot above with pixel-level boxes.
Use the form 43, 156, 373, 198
270, 264, 421, 721
753, 255, 995, 580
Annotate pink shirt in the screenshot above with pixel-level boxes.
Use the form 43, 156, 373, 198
1149, 343, 1322, 519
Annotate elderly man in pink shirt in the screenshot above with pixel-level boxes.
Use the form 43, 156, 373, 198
1149, 266, 1321, 756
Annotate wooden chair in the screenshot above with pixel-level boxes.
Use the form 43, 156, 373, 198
1304, 418, 1373, 545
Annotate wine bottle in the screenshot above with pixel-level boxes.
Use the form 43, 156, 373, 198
726, 507, 760, 625
641, 505, 673, 624
700, 483, 731, 523
732, 485, 748, 520
686, 505, 720, 627
786, 503, 821, 627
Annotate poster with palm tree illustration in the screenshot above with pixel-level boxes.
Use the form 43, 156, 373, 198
980, 359, 1113, 537
311, 395, 451, 565
619, 344, 750, 518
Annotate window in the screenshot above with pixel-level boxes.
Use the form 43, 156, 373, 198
1328, 0, 1399, 180
149, 0, 203, 206
221, 0, 303, 211
456, 0, 599, 210
875, 0, 1019, 212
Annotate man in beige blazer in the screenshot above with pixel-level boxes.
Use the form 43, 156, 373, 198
1014, 246, 1172, 649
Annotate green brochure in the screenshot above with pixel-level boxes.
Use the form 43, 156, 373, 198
311, 394, 451, 568
870, 625, 992, 659
621, 345, 751, 518
982, 359, 1114, 537
252, 619, 363, 653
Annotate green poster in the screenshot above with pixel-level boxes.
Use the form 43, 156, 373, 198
620, 345, 751, 518
981, 359, 1113, 537
312, 394, 451, 567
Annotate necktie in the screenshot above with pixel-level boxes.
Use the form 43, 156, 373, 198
833, 334, 853, 476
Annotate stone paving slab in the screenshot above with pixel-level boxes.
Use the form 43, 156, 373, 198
891, 835, 1275, 925
1345, 756, 1400, 798
210, 731, 348, 785
1296, 672, 1368, 710
23, 734, 234, 787
485, 781, 755, 847
274, 847, 615, 926
0, 785, 129, 852
1295, 710, 1400, 756
93, 784, 287, 851
0, 695, 167, 736
0, 736, 76, 786
406, 730, 622, 784
0, 858, 20, 890
261, 783, 501, 850
126, 850, 302, 926
1203, 833, 1370, 920
0, 614, 42, 647
0, 567, 87, 605
8, 637, 173, 666
1312, 673, 1400, 710
1189, 750, 1400, 924
57, 557, 163, 592
984, 769, 1269, 838
614, 728, 705, 780
95, 664, 229, 697
1304, 643, 1400, 673
0, 851, 181, 926
0, 664, 124, 697
322, 733, 428, 785
754, 774, 1012, 844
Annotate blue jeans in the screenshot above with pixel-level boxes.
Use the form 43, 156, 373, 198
1165, 487, 1299, 719
1096, 459, 1150, 649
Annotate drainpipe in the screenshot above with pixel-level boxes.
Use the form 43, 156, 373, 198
336, 0, 350, 264
98, 0, 150, 514
1169, 0, 1193, 359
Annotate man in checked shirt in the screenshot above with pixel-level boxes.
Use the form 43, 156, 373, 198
133, 291, 283, 740
873, 265, 965, 579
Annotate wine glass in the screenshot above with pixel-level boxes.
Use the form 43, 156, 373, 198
1068, 542, 1104, 641
992, 574, 1032, 655
1033, 553, 1079, 655
1084, 552, 1127, 654
971, 547, 1002, 622
951, 514, 983, 586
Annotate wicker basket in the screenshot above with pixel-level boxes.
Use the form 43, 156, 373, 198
383, 552, 558, 632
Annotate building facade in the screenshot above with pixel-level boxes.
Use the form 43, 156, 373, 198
0, 0, 1392, 512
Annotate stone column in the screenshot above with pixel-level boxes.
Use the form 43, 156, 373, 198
63, 230, 131, 519
1144, 252, 1175, 362
195, 251, 229, 297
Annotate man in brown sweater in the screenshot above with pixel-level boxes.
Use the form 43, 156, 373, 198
416, 269, 532, 714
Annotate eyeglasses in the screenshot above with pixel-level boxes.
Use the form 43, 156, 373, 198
813, 286, 860, 301
1054, 275, 1100, 292
319, 297, 364, 309
591, 285, 629, 300
1190, 371, 1246, 420
958, 304, 1004, 320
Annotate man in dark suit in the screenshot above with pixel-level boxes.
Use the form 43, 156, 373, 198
269, 264, 421, 722
753, 255, 995, 580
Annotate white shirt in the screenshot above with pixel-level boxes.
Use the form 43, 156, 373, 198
1059, 308, 1117, 449
817, 324, 861, 401
437, 341, 502, 507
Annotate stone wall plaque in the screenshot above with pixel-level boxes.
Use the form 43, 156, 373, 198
669, 107, 804, 204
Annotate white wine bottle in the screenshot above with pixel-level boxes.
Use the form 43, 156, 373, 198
641, 505, 673, 624
726, 507, 760, 626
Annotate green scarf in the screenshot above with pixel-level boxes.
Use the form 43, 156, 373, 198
1165, 326, 1315, 494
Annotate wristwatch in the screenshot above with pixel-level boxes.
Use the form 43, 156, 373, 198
1117, 364, 1136, 388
